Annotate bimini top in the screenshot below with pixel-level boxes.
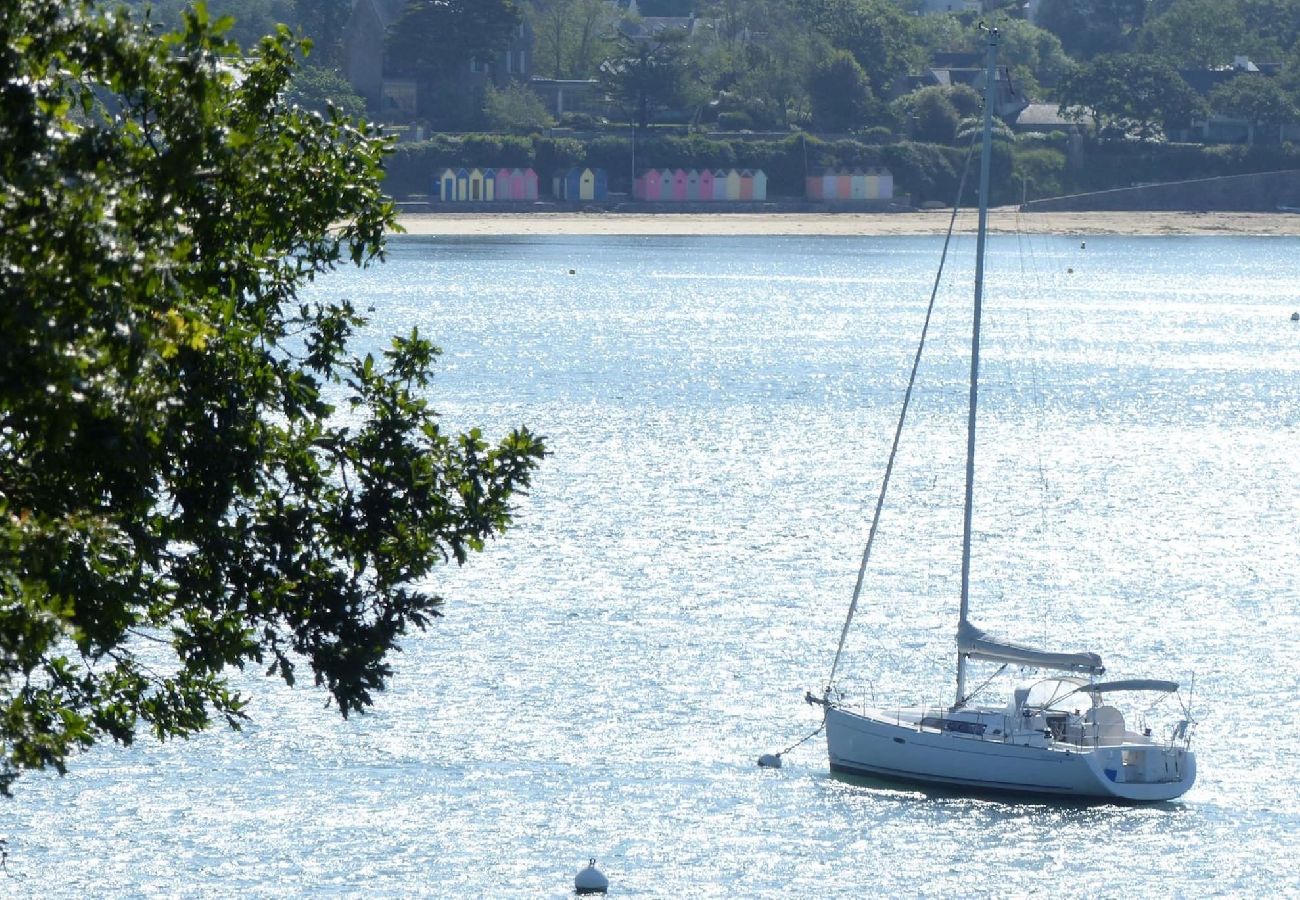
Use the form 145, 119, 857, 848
1077, 679, 1179, 694
957, 621, 1104, 675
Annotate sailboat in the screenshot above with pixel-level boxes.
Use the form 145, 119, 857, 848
808, 28, 1197, 801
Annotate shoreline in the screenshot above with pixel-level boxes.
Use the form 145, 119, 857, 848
392, 209, 1300, 237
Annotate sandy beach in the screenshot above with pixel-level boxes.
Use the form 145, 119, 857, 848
394, 208, 1299, 237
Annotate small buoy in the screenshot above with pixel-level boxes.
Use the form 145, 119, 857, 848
575, 858, 608, 895
1291, 311, 1299, 321
1080, 241, 1086, 249
568, 269, 576, 275
757, 753, 782, 769
1067, 267, 1074, 274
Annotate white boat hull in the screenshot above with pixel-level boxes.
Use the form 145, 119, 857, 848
825, 706, 1196, 802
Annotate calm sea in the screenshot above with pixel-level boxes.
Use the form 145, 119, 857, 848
4, 233, 1299, 897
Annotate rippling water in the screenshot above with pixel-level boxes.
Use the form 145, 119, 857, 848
5, 233, 1299, 896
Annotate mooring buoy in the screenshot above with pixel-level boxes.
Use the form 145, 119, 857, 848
575, 858, 608, 895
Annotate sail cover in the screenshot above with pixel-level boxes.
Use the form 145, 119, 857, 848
958, 621, 1103, 674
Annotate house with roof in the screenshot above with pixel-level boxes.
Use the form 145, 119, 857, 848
1176, 57, 1300, 144
894, 52, 1029, 120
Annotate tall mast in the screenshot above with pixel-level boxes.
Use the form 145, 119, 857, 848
956, 26, 999, 708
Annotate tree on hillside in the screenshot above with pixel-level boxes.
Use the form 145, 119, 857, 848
808, 49, 877, 132
893, 86, 962, 144
697, 0, 818, 128
287, 63, 368, 118
484, 81, 556, 131
798, 0, 921, 97
386, 0, 522, 83
1036, 0, 1146, 58
0, 0, 545, 795
1138, 0, 1249, 68
1209, 74, 1300, 134
1058, 53, 1206, 139
599, 28, 700, 128
530, 0, 618, 79
294, 0, 351, 69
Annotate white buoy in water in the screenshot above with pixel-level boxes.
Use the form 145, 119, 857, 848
1081, 241, 1086, 249
1291, 311, 1299, 321
757, 753, 782, 768
575, 858, 609, 895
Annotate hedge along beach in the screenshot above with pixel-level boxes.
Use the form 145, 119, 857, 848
394, 209, 1300, 236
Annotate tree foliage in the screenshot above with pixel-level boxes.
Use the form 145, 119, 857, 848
799, 0, 921, 96
287, 63, 367, 119
529, 0, 617, 80
0, 0, 545, 794
1058, 53, 1207, 139
808, 49, 876, 132
599, 27, 700, 128
1209, 73, 1300, 123
385, 0, 522, 81
1139, 0, 1250, 68
484, 81, 555, 132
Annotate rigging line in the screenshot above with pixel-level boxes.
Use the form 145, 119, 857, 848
824, 129, 982, 695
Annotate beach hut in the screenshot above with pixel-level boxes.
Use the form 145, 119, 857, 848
724, 169, 741, 200
522, 168, 539, 200
507, 168, 525, 200
639, 168, 663, 200
821, 170, 840, 200
806, 170, 824, 200
495, 167, 513, 200
579, 167, 597, 200
739, 169, 755, 201
468, 168, 486, 201
685, 169, 701, 201
670, 169, 688, 202
593, 168, 607, 199
699, 168, 715, 201
877, 168, 893, 200
751, 169, 767, 201
437, 168, 458, 201
482, 168, 496, 201
850, 168, 867, 200
455, 167, 470, 202
863, 167, 880, 200
836, 171, 852, 200
552, 168, 575, 199
712, 169, 730, 201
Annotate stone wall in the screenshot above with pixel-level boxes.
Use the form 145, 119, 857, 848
1021, 169, 1300, 212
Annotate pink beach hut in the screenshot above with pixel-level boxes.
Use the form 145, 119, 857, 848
522, 168, 538, 200
670, 168, 688, 201
699, 168, 715, 200
645, 168, 664, 200
836, 171, 852, 200
495, 167, 513, 200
